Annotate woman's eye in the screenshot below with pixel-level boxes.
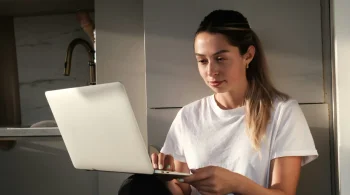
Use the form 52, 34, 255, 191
217, 57, 225, 61
198, 59, 208, 64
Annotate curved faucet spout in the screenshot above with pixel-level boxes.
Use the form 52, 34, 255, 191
64, 38, 96, 85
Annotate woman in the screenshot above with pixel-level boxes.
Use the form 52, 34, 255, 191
151, 9, 318, 195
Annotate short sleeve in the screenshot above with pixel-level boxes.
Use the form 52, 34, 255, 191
160, 109, 187, 162
272, 100, 318, 166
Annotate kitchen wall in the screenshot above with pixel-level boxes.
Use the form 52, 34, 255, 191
333, 0, 350, 194
14, 13, 92, 126
0, 13, 99, 195
145, 0, 325, 107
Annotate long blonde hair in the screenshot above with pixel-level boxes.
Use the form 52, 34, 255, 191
196, 10, 289, 150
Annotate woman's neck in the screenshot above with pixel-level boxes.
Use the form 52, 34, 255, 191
215, 81, 248, 110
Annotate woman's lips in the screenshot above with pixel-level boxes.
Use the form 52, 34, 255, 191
209, 80, 224, 87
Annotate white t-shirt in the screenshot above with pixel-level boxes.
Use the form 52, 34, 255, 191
160, 95, 318, 195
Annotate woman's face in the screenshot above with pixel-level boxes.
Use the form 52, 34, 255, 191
194, 32, 254, 93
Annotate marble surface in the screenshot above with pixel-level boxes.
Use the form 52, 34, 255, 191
0, 127, 60, 138
14, 13, 93, 126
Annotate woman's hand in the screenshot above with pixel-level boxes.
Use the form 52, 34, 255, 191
151, 152, 175, 171
151, 153, 192, 195
183, 166, 241, 195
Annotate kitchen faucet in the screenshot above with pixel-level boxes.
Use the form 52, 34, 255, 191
64, 38, 96, 85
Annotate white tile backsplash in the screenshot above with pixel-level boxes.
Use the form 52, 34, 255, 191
14, 13, 93, 126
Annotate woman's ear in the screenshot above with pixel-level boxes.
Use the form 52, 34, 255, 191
244, 45, 256, 64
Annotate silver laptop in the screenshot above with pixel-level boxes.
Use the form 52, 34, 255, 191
45, 82, 190, 178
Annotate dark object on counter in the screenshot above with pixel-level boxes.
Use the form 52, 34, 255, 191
0, 140, 16, 151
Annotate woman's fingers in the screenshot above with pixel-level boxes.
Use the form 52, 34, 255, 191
151, 153, 175, 171
167, 180, 186, 195
151, 153, 158, 169
158, 153, 166, 169
183, 168, 209, 183
164, 155, 175, 171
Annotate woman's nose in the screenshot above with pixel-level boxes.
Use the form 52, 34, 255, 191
207, 62, 219, 76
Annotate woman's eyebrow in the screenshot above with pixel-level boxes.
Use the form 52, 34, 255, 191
195, 49, 230, 57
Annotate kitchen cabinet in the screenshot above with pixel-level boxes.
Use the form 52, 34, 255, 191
0, 137, 98, 195
145, 0, 324, 108
148, 108, 180, 149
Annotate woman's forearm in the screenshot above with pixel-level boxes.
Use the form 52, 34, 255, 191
236, 175, 287, 195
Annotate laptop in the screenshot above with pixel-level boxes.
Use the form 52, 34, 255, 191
45, 82, 190, 178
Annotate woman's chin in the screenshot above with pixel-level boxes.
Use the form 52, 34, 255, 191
209, 86, 228, 93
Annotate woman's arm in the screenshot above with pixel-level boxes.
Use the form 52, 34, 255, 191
183, 156, 301, 195
238, 156, 302, 195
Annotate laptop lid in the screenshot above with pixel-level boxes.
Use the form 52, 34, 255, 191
45, 82, 153, 175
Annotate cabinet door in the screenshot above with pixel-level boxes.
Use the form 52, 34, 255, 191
0, 138, 98, 195
95, 0, 147, 194
298, 104, 331, 195
144, 0, 211, 108
145, 0, 324, 108
147, 108, 180, 149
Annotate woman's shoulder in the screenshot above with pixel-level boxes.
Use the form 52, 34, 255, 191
273, 97, 299, 111
272, 97, 304, 120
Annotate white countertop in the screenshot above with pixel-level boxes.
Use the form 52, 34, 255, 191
0, 127, 61, 138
